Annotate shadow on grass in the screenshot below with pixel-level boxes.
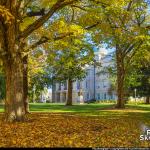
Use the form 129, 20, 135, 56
28, 103, 150, 125
0, 103, 150, 127
126, 104, 150, 111
29, 103, 114, 113
0, 103, 150, 120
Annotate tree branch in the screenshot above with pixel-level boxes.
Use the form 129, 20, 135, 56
85, 21, 101, 30
71, 5, 88, 11
124, 42, 137, 56
125, 41, 143, 68
30, 36, 49, 50
54, 32, 73, 41
25, 32, 74, 52
90, 0, 109, 7
26, 8, 45, 17
19, 0, 77, 39
146, 25, 150, 29
127, 0, 133, 11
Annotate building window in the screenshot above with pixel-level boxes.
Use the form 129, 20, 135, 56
103, 80, 107, 88
97, 93, 100, 99
104, 93, 107, 99
88, 69, 90, 76
64, 81, 67, 90
87, 93, 89, 100
110, 94, 113, 99
86, 81, 88, 89
77, 81, 81, 90
86, 69, 90, 76
58, 83, 61, 90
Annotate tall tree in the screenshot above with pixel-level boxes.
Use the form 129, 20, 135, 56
28, 50, 52, 103
81, 0, 150, 108
127, 47, 150, 104
0, 0, 83, 122
47, 35, 94, 105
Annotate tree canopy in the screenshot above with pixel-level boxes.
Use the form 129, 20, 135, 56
0, 0, 150, 121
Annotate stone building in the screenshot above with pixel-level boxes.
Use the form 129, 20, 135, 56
52, 49, 117, 103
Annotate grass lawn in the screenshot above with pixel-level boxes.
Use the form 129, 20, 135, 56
0, 103, 114, 113
0, 103, 150, 147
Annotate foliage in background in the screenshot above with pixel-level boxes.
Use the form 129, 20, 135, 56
127, 48, 150, 99
28, 49, 52, 102
79, 0, 150, 107
48, 38, 94, 83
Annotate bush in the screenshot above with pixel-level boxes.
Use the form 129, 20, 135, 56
84, 99, 96, 104
84, 99, 116, 104
96, 100, 116, 103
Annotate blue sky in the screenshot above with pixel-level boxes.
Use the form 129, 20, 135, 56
93, 44, 115, 54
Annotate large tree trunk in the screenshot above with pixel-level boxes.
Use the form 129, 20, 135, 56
23, 55, 29, 113
0, 1, 25, 122
4, 55, 25, 122
145, 96, 150, 104
66, 79, 73, 106
116, 46, 125, 108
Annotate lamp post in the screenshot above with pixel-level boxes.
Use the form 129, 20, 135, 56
134, 88, 137, 104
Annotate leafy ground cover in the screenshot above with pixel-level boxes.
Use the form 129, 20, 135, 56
0, 103, 150, 147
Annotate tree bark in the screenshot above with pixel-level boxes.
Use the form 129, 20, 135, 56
115, 47, 125, 108
23, 55, 29, 113
145, 96, 150, 104
0, 1, 25, 122
4, 55, 25, 122
66, 79, 73, 106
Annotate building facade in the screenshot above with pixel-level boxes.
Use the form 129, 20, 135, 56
52, 49, 117, 103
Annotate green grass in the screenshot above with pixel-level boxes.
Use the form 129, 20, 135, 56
0, 103, 149, 114
0, 103, 113, 112
0, 103, 150, 124
29, 103, 114, 113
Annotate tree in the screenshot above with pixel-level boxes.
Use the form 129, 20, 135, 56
81, 0, 150, 108
28, 51, 52, 103
47, 36, 94, 105
127, 47, 150, 104
136, 65, 150, 104
28, 5, 98, 105
0, 0, 84, 122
